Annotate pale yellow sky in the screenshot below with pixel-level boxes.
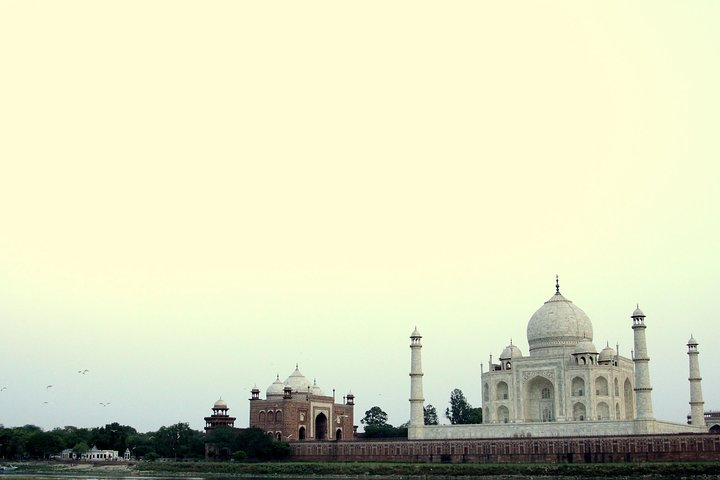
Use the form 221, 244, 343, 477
1, 2, 718, 431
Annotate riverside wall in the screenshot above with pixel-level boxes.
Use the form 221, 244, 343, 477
290, 433, 720, 463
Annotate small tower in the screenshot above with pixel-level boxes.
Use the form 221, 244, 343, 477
631, 305, 654, 420
409, 327, 424, 438
687, 335, 705, 427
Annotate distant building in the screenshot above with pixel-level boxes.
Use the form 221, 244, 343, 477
204, 398, 238, 459
688, 410, 720, 433
82, 445, 118, 461
250, 365, 355, 441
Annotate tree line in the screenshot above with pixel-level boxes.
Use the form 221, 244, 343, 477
361, 388, 482, 438
0, 422, 288, 461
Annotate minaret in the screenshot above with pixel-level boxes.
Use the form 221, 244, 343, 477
631, 305, 654, 420
687, 335, 705, 427
409, 327, 424, 438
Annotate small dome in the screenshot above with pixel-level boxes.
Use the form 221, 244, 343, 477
632, 305, 645, 318
311, 379, 325, 396
284, 365, 311, 394
411, 327, 422, 337
573, 339, 597, 355
687, 335, 698, 346
598, 344, 616, 362
499, 342, 523, 360
214, 398, 228, 409
266, 375, 285, 397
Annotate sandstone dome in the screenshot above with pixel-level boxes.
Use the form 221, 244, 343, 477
527, 290, 594, 356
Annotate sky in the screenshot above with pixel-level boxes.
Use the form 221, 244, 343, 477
1, 2, 718, 433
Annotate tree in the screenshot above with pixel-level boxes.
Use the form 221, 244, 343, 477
424, 404, 439, 425
361, 406, 388, 425
445, 388, 475, 424
467, 407, 483, 424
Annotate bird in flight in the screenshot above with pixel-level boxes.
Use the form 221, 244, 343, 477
1, 387, 7, 391
99, 402, 111, 407
46, 385, 53, 389
42, 401, 49, 405
78, 369, 89, 374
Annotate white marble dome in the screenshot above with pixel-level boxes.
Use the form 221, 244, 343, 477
598, 344, 616, 363
499, 342, 523, 359
214, 398, 228, 409
284, 366, 312, 393
527, 290, 594, 355
311, 379, 325, 396
573, 339, 597, 355
266, 375, 285, 397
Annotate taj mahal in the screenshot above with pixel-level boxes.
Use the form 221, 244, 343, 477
408, 278, 707, 439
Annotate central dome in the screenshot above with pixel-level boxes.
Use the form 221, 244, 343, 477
526, 290, 593, 356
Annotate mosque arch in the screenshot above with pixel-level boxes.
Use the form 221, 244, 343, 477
259, 411, 266, 423
624, 378, 634, 419
335, 428, 342, 440
298, 426, 306, 440
267, 411, 275, 423
571, 377, 585, 397
315, 413, 328, 440
615, 402, 621, 419
595, 376, 609, 396
614, 378, 620, 396
276, 410, 283, 422
496, 381, 509, 400
276, 432, 281, 440
497, 405, 509, 423
710, 424, 720, 434
483, 383, 489, 402
572, 402, 586, 421
597, 401, 610, 420
524, 376, 555, 422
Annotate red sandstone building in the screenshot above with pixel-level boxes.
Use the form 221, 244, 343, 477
250, 365, 355, 441
204, 398, 237, 459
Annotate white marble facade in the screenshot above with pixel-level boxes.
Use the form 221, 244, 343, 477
408, 280, 707, 440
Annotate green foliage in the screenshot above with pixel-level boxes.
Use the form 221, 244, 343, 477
90, 422, 137, 453
467, 406, 483, 423
143, 451, 160, 461
361, 406, 388, 425
424, 404, 439, 425
445, 388, 479, 424
231, 450, 247, 461
362, 424, 408, 438
231, 428, 289, 460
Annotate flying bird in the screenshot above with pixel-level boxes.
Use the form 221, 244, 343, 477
99, 402, 111, 407
46, 385, 53, 389
78, 369, 89, 374
1, 387, 7, 391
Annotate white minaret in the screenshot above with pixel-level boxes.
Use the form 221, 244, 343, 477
687, 335, 705, 427
409, 327, 424, 438
631, 305, 654, 420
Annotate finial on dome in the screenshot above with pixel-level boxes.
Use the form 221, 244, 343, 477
555, 274, 560, 294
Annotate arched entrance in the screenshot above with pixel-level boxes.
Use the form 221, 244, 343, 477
335, 428, 342, 440
624, 378, 634, 419
315, 413, 327, 440
524, 376, 554, 422
298, 426, 306, 440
